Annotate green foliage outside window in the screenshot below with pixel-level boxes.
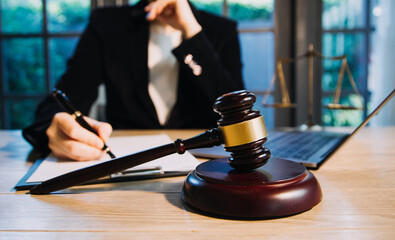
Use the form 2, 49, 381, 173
228, 0, 273, 21
47, 0, 90, 33
0, 0, 89, 129
3, 38, 45, 94
189, 0, 273, 22
321, 0, 369, 127
189, 0, 223, 15
1, 0, 43, 34
322, 33, 365, 92
322, 0, 365, 29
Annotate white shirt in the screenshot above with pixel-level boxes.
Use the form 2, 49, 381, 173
148, 22, 182, 126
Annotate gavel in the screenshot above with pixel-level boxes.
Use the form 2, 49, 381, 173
30, 90, 322, 219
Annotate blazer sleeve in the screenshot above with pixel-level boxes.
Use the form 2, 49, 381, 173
172, 17, 244, 104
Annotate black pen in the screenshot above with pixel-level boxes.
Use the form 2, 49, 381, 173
52, 89, 116, 159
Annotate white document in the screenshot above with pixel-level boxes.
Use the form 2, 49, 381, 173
27, 134, 200, 183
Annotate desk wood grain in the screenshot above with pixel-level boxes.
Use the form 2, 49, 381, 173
0, 128, 394, 239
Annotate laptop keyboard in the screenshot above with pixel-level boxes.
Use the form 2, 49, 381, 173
266, 131, 340, 161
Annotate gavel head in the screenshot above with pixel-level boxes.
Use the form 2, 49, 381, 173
213, 90, 271, 170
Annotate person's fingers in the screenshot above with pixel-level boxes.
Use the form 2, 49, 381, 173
84, 117, 113, 142
154, 0, 175, 16
46, 113, 110, 161
46, 113, 78, 151
145, 0, 175, 21
145, 0, 201, 39
51, 137, 105, 161
46, 114, 65, 157
54, 113, 104, 150
145, 1, 160, 21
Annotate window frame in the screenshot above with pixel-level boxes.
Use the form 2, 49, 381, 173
0, 0, 94, 129
320, 0, 373, 123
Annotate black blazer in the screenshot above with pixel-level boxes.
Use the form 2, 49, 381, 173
23, 0, 244, 151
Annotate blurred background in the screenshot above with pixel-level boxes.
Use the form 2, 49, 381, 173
0, 0, 393, 129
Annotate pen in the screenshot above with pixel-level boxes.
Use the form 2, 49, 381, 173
52, 89, 116, 159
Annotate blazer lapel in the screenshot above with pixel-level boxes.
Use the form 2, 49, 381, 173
127, 1, 160, 125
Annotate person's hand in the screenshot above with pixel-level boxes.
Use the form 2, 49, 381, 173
145, 0, 202, 39
46, 112, 113, 161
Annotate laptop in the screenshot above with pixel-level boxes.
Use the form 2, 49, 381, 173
190, 88, 395, 169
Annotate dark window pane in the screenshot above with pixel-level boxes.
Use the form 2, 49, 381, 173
240, 32, 274, 91
228, 0, 274, 29
2, 38, 46, 94
189, 0, 223, 16
0, 109, 3, 128
322, 95, 363, 126
323, 0, 367, 29
322, 33, 366, 92
7, 98, 41, 129
47, 0, 90, 33
49, 37, 79, 86
0, 0, 43, 34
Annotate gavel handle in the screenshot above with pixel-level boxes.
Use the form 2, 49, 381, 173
29, 129, 222, 195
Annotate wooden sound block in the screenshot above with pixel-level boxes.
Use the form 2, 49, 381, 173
182, 158, 322, 219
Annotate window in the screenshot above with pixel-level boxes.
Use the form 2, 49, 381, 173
322, 0, 373, 126
291, 0, 389, 127
0, 0, 90, 129
321, 0, 377, 126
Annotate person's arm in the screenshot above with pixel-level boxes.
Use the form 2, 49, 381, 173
145, 0, 202, 39
145, 0, 243, 104
23, 11, 108, 158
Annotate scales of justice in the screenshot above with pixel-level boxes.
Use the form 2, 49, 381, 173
29, 45, 362, 219
262, 44, 363, 127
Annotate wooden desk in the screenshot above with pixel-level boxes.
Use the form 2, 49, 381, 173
1, 128, 394, 239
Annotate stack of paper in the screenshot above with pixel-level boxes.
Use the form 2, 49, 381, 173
27, 134, 201, 183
